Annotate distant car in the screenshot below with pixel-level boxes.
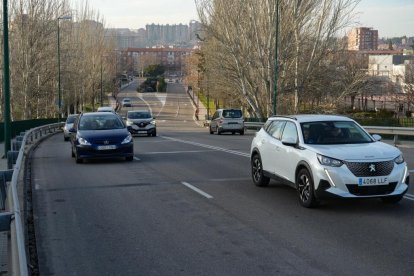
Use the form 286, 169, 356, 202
125, 110, 156, 137
97, 106, 115, 113
69, 112, 134, 163
121, 98, 132, 107
209, 108, 244, 135
250, 114, 409, 208
63, 114, 78, 141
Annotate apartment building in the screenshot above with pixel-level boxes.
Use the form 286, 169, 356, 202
348, 27, 378, 51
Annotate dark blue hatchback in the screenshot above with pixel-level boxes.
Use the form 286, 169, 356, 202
70, 112, 134, 163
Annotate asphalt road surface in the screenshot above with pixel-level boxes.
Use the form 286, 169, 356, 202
30, 81, 414, 275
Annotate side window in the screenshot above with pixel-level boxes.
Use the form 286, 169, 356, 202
281, 122, 298, 143
212, 111, 219, 120
266, 120, 286, 140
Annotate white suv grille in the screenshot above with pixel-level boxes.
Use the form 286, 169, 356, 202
344, 161, 394, 177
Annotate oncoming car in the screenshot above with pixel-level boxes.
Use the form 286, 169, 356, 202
63, 114, 78, 141
122, 98, 132, 107
125, 110, 156, 137
250, 115, 409, 208
69, 112, 134, 163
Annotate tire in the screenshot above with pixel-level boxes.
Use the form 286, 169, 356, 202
381, 195, 403, 204
75, 151, 83, 164
209, 127, 214, 134
240, 130, 245, 135
126, 156, 133, 161
251, 154, 270, 187
216, 128, 221, 135
71, 148, 75, 157
152, 131, 157, 137
232, 131, 235, 135
64, 136, 69, 141
296, 168, 319, 208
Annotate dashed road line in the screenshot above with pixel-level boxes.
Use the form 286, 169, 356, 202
181, 182, 213, 199
161, 136, 250, 158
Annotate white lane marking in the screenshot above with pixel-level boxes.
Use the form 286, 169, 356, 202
404, 194, 414, 201
138, 96, 153, 114
161, 136, 250, 158
140, 150, 216, 155
162, 136, 414, 201
181, 182, 213, 199
133, 156, 140, 161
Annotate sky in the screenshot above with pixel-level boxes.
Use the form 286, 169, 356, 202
73, 0, 414, 37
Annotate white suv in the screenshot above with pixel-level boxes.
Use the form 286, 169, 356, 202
250, 115, 409, 208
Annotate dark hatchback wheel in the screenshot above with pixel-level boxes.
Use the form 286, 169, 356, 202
251, 154, 270, 187
296, 168, 318, 208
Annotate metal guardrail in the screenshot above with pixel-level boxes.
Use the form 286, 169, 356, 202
244, 122, 414, 145
0, 122, 63, 276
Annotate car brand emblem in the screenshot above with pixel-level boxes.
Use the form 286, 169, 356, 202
104, 140, 109, 145
369, 164, 376, 172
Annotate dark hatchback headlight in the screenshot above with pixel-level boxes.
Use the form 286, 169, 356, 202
77, 135, 91, 146
121, 133, 133, 144
317, 154, 343, 167
394, 154, 404, 164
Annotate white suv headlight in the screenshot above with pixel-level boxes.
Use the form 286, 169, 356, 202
126, 120, 133, 126
150, 120, 156, 125
394, 154, 404, 164
317, 154, 343, 167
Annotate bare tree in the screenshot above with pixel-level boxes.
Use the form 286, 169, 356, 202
195, 0, 360, 117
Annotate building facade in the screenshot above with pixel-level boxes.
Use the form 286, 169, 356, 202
348, 27, 378, 51
123, 47, 194, 76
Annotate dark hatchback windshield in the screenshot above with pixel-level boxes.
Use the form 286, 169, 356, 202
301, 121, 373, 145
79, 114, 125, 130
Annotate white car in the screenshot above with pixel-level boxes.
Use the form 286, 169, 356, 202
121, 98, 132, 107
250, 115, 409, 208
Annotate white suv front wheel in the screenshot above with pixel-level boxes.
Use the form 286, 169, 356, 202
296, 168, 319, 208
251, 154, 270, 187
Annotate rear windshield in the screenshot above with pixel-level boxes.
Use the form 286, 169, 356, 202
128, 112, 152, 119
222, 109, 243, 118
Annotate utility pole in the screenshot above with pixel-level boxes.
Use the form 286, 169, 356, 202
3, 0, 11, 155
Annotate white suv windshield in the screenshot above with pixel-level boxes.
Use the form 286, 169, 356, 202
301, 121, 373, 145
128, 112, 151, 119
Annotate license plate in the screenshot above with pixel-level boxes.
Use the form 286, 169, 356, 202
138, 131, 147, 134
97, 145, 116, 150
358, 177, 389, 186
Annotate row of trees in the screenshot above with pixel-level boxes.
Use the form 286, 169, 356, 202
0, 0, 119, 121
190, 0, 384, 118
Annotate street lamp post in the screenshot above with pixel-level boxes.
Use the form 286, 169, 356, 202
272, 0, 279, 115
100, 57, 103, 106
57, 15, 72, 122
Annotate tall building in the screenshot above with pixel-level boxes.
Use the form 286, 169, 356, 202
348, 27, 378, 51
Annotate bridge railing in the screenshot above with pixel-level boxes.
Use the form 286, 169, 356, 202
0, 122, 63, 276
244, 122, 414, 146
